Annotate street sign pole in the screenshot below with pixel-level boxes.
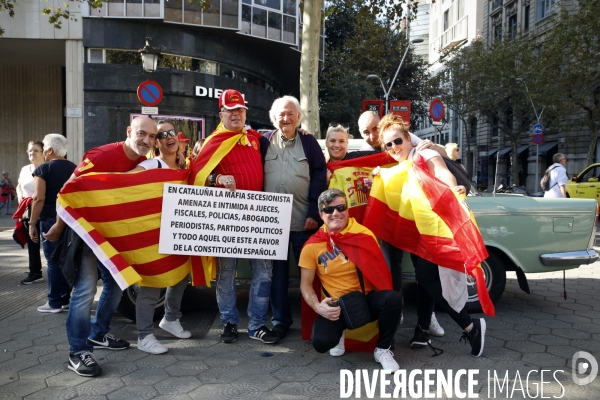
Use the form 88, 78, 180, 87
536, 144, 539, 191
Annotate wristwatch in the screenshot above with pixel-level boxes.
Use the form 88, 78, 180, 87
209, 173, 218, 187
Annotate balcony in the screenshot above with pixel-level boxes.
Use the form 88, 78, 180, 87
432, 15, 468, 53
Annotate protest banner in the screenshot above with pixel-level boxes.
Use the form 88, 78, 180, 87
159, 184, 293, 260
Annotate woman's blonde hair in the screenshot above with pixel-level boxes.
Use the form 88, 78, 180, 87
325, 124, 349, 141
378, 114, 410, 149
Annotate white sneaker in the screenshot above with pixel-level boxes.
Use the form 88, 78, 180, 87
37, 302, 62, 314
374, 347, 399, 371
137, 334, 168, 354
159, 317, 191, 339
329, 331, 345, 357
429, 312, 445, 337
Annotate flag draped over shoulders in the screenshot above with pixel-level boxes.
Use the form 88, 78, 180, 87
363, 154, 494, 316
327, 152, 396, 224
300, 218, 392, 351
57, 168, 207, 290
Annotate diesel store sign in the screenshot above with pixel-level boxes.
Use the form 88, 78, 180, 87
195, 86, 246, 100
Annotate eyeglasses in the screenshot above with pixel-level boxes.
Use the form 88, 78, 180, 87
321, 204, 348, 214
384, 137, 404, 149
156, 129, 177, 139
221, 108, 245, 114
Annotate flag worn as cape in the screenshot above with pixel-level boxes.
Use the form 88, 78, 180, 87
57, 168, 207, 290
327, 152, 396, 224
186, 123, 260, 283
300, 218, 393, 352
12, 197, 32, 248
363, 154, 494, 316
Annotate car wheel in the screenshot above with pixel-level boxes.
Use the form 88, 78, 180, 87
117, 284, 166, 321
465, 250, 506, 313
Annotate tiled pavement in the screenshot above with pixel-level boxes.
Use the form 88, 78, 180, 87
1, 209, 600, 399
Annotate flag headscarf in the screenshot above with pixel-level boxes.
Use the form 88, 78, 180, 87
363, 154, 494, 316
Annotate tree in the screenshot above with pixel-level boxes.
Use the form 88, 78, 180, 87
540, 1, 600, 165
318, 2, 429, 137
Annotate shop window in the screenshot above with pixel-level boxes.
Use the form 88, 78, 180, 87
268, 12, 282, 40
165, 0, 183, 22
222, 0, 239, 29
203, 0, 221, 27
108, 0, 125, 17
241, 5, 252, 34
252, 7, 267, 38
106, 50, 141, 65
126, 0, 143, 17
283, 15, 296, 44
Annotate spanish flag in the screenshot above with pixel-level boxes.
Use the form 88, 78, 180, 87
327, 152, 396, 223
56, 168, 205, 290
363, 154, 494, 316
300, 218, 393, 352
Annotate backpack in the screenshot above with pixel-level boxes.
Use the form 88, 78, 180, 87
443, 157, 471, 193
540, 165, 559, 191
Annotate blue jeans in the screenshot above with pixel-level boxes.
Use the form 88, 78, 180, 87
216, 257, 272, 331
2, 195, 10, 213
66, 244, 123, 353
270, 230, 315, 328
40, 219, 70, 308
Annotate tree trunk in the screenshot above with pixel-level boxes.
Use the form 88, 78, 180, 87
586, 110, 598, 165
300, 0, 321, 137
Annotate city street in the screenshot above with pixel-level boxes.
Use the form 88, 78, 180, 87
1, 209, 600, 399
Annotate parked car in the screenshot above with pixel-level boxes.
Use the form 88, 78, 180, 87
118, 184, 599, 319
566, 163, 600, 201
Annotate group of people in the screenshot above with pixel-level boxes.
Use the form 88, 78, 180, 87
12, 88, 486, 378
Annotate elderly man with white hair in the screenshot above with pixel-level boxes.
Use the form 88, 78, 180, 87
29, 134, 77, 314
260, 95, 327, 340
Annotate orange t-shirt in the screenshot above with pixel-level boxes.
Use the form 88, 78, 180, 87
299, 239, 374, 299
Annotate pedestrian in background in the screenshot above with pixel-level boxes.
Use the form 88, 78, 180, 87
543, 153, 568, 198
17, 141, 45, 285
29, 134, 76, 314
0, 171, 16, 214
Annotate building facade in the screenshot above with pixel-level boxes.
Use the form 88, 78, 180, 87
1, 0, 315, 173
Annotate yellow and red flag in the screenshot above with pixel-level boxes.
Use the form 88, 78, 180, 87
56, 168, 207, 290
300, 218, 392, 352
363, 154, 494, 316
327, 152, 396, 224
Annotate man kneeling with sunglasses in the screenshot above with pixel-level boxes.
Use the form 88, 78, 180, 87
299, 188, 403, 371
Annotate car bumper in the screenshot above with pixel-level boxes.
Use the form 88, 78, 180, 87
540, 249, 599, 267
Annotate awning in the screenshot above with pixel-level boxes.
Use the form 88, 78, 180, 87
488, 148, 499, 157
536, 141, 558, 156
517, 144, 529, 154
497, 146, 512, 157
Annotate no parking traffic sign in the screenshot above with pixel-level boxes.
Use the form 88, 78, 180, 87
532, 134, 545, 145
429, 99, 445, 122
137, 80, 163, 107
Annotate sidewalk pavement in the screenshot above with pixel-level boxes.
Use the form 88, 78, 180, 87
1, 223, 600, 399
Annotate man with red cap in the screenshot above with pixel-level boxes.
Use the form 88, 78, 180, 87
194, 89, 279, 344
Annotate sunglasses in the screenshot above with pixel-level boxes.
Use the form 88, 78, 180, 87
385, 137, 404, 149
157, 129, 177, 139
321, 204, 348, 214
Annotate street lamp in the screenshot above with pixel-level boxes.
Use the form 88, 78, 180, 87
139, 37, 161, 76
367, 38, 424, 115
516, 77, 545, 191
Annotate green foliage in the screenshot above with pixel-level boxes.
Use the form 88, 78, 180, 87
319, 2, 429, 136
0, 0, 15, 36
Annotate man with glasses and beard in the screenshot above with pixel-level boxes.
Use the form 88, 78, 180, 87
43, 116, 158, 377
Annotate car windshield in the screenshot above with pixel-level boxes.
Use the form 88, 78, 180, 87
579, 166, 600, 182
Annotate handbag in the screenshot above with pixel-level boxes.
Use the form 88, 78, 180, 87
442, 157, 471, 193
323, 268, 371, 330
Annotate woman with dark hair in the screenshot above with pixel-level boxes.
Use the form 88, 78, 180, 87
17, 140, 45, 285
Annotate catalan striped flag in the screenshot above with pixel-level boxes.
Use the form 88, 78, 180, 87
56, 168, 207, 290
327, 152, 396, 224
300, 218, 393, 352
363, 154, 494, 316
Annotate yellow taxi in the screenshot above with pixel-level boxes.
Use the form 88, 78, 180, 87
566, 163, 600, 201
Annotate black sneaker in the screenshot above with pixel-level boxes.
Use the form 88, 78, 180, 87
248, 326, 279, 344
68, 352, 102, 377
409, 326, 431, 348
86, 334, 130, 350
21, 274, 43, 285
221, 323, 238, 343
461, 318, 486, 357
271, 324, 289, 340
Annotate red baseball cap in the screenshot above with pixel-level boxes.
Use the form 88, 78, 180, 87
177, 133, 191, 142
219, 89, 247, 110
